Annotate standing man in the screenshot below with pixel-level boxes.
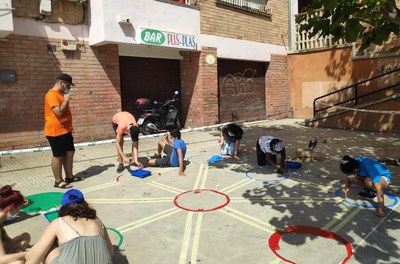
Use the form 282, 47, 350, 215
220, 123, 243, 159
112, 111, 143, 173
44, 73, 83, 189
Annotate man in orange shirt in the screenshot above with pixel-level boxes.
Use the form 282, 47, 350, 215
112, 112, 143, 173
44, 74, 83, 189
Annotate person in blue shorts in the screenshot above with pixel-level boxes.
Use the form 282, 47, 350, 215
340, 155, 391, 217
220, 123, 243, 159
148, 129, 187, 176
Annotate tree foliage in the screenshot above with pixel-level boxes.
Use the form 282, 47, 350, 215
296, 0, 400, 50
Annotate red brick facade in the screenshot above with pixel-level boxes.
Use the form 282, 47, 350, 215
0, 35, 120, 150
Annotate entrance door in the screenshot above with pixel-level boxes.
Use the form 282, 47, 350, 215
119, 56, 181, 119
218, 59, 266, 123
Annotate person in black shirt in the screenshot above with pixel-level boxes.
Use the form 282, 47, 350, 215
220, 123, 243, 159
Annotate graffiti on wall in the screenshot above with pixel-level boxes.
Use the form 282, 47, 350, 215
220, 68, 258, 97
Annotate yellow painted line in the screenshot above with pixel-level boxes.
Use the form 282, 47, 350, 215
87, 197, 173, 204
179, 212, 194, 264
150, 181, 185, 193
192, 164, 204, 190
81, 182, 119, 193
227, 207, 279, 232
219, 208, 275, 234
332, 206, 362, 233
117, 207, 181, 233
200, 165, 209, 189
270, 258, 282, 264
322, 206, 353, 230
147, 182, 180, 194
224, 179, 255, 194
220, 179, 251, 193
289, 178, 335, 192
191, 212, 204, 264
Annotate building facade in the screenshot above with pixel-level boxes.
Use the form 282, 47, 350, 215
0, 0, 290, 150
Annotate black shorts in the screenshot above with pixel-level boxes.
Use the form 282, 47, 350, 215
154, 144, 173, 166
46, 132, 75, 157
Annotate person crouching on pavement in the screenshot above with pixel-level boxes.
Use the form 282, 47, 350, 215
147, 129, 187, 176
112, 111, 143, 173
340, 155, 391, 217
256, 136, 288, 174
220, 123, 243, 159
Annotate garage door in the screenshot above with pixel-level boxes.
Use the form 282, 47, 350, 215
119, 56, 181, 119
218, 59, 266, 123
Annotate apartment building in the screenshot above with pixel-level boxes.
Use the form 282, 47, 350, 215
0, 0, 290, 150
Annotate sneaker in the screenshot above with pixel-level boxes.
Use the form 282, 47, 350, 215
116, 164, 125, 173
358, 189, 376, 200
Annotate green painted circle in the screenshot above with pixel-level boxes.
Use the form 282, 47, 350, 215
22, 192, 64, 214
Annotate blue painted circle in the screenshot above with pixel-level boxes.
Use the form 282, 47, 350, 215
334, 187, 398, 209
245, 167, 290, 183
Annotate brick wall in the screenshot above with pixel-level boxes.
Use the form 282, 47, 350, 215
199, 0, 288, 46
181, 47, 219, 128
266, 54, 290, 118
0, 35, 120, 150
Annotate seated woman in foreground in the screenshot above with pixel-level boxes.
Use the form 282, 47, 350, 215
0, 185, 31, 264
25, 189, 114, 264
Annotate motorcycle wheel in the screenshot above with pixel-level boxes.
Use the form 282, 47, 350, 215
141, 119, 155, 135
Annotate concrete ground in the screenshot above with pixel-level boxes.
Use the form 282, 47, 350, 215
1, 119, 400, 264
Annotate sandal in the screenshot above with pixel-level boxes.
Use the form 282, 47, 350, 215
54, 181, 73, 189
65, 176, 84, 183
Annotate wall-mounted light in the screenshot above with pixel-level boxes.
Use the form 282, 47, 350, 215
118, 16, 131, 24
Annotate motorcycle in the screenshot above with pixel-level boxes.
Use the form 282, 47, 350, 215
135, 91, 181, 135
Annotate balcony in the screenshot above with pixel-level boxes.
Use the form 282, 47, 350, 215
89, 0, 200, 47
216, 0, 272, 17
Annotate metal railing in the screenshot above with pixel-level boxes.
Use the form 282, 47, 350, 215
313, 68, 400, 117
215, 0, 272, 16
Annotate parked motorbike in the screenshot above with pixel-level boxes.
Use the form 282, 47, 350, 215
135, 91, 181, 135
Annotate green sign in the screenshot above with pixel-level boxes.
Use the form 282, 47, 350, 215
140, 28, 197, 50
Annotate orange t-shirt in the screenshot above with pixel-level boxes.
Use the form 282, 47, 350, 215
112, 112, 137, 137
44, 89, 73, 137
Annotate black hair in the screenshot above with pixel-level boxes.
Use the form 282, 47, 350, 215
340, 155, 359, 174
59, 200, 97, 220
129, 126, 140, 142
169, 129, 181, 139
270, 138, 283, 153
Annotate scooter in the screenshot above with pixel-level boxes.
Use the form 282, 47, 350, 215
135, 91, 181, 135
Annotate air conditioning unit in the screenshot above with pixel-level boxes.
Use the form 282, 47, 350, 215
61, 40, 77, 51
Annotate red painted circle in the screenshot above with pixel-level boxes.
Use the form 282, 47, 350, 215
174, 189, 230, 212
268, 225, 353, 264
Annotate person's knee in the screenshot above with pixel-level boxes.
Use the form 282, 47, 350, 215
130, 126, 140, 141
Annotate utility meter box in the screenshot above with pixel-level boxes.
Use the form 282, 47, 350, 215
61, 40, 77, 51
0, 0, 14, 38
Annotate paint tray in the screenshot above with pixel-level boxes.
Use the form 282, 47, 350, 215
208, 155, 223, 163
130, 169, 152, 178
44, 210, 59, 223
285, 161, 302, 169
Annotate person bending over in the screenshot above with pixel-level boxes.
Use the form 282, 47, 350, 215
256, 136, 288, 174
340, 155, 391, 217
148, 129, 187, 176
25, 189, 114, 264
220, 123, 243, 159
112, 111, 143, 173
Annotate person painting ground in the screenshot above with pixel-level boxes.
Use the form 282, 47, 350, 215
220, 123, 243, 159
0, 185, 31, 264
112, 111, 143, 173
256, 136, 288, 174
340, 155, 391, 217
147, 129, 187, 176
25, 189, 114, 264
44, 73, 84, 189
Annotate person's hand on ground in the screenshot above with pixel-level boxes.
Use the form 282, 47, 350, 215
376, 209, 385, 217
134, 161, 144, 169
179, 171, 186, 176
234, 154, 239, 160
123, 156, 130, 164
342, 187, 349, 194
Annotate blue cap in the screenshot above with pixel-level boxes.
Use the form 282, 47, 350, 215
61, 189, 84, 206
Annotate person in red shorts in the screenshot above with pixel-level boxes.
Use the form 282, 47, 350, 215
44, 73, 84, 189
112, 111, 143, 173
